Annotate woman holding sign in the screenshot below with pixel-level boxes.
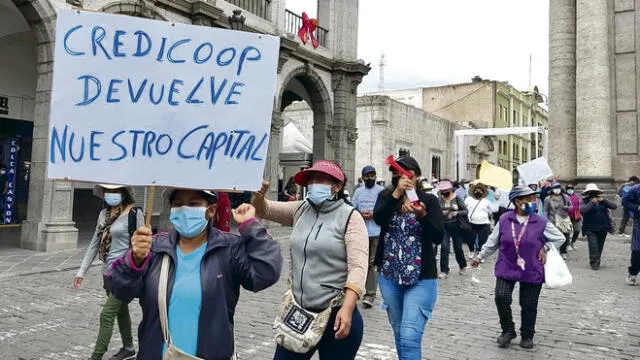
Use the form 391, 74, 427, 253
110, 189, 282, 360
372, 155, 444, 360
251, 160, 369, 360
74, 184, 143, 360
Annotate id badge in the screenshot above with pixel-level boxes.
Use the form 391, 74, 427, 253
516, 256, 526, 270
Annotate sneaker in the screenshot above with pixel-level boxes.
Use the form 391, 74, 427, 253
438, 272, 449, 279
561, 253, 568, 260
520, 338, 534, 349
108, 348, 136, 360
497, 331, 517, 348
591, 265, 600, 271
362, 296, 374, 308
568, 244, 576, 252
459, 268, 467, 276
627, 274, 637, 286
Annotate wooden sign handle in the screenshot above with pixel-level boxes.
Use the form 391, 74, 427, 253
145, 186, 155, 227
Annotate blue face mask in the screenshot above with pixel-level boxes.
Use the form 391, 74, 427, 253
307, 183, 333, 205
104, 193, 122, 207
519, 201, 538, 215
170, 206, 208, 238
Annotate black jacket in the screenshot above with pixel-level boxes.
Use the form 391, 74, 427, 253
373, 188, 445, 280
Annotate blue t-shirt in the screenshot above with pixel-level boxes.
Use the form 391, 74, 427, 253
352, 185, 384, 237
164, 242, 207, 356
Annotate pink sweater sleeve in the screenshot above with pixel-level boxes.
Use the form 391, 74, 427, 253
259, 200, 303, 227
343, 211, 369, 298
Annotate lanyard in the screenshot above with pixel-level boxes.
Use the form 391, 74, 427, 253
510, 217, 529, 254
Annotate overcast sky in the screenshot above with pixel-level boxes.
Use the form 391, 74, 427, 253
286, 0, 550, 96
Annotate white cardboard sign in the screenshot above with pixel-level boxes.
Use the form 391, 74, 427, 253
48, 9, 280, 190
517, 157, 554, 185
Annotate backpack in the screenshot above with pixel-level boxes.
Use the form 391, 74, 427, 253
620, 184, 633, 198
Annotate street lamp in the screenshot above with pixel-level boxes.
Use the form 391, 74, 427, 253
228, 9, 245, 31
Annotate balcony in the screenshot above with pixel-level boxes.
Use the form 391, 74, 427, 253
226, 0, 271, 20
284, 9, 328, 47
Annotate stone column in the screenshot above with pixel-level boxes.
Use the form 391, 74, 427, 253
265, 111, 284, 199
549, 0, 577, 180
575, 0, 613, 180
21, 17, 78, 251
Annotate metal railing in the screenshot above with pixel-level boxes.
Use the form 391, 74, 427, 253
226, 0, 271, 20
284, 10, 328, 47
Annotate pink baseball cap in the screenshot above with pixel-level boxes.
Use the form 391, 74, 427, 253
294, 160, 345, 186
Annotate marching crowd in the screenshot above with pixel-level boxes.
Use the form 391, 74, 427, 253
71, 155, 640, 360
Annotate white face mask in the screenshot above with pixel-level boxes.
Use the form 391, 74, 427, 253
0, 170, 5, 175
552, 188, 561, 195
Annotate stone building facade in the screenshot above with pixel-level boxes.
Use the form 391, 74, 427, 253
283, 95, 496, 183
368, 81, 549, 174
549, 0, 640, 185
0, 0, 369, 250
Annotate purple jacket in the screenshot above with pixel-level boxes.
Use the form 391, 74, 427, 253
495, 212, 547, 284
110, 219, 282, 360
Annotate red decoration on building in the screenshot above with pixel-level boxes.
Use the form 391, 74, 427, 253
297, 12, 319, 49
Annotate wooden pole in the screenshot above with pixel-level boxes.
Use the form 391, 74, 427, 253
145, 186, 155, 227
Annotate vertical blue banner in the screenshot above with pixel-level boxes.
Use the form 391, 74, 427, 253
3, 138, 18, 224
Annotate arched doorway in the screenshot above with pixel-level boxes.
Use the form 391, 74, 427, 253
277, 65, 333, 200
0, 0, 38, 243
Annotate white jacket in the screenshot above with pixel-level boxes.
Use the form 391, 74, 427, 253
464, 197, 498, 225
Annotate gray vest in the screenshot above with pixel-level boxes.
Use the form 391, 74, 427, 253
290, 199, 354, 310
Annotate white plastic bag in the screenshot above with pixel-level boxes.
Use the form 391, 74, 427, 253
544, 244, 572, 288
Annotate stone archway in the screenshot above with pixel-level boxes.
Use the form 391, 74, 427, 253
278, 64, 333, 161
100, 0, 167, 20
8, 0, 79, 250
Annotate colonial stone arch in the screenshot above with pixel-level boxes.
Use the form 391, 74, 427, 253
10, 0, 79, 250
99, 0, 167, 20
278, 64, 333, 161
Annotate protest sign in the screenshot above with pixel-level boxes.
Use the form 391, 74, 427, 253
517, 157, 554, 186
48, 9, 280, 191
478, 161, 512, 190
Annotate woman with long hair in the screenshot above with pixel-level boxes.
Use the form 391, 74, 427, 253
74, 184, 143, 360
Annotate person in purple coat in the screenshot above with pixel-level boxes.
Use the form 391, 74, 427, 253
471, 186, 565, 349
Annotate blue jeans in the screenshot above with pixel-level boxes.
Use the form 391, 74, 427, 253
273, 307, 363, 360
378, 274, 438, 360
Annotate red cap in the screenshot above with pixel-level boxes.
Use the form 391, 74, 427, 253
293, 160, 345, 186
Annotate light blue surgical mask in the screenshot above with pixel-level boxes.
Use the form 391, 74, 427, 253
306, 183, 333, 206
567, 189, 574, 195
519, 201, 538, 215
104, 193, 122, 207
170, 206, 208, 238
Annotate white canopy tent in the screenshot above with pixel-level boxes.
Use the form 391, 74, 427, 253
454, 126, 549, 179
282, 122, 312, 154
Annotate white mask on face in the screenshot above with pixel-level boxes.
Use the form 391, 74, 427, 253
552, 188, 561, 195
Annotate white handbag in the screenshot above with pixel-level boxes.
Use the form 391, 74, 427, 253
544, 244, 573, 288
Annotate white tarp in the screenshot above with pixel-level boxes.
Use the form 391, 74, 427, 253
281, 123, 312, 154
48, 9, 279, 191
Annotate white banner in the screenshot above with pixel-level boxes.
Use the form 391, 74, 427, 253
48, 9, 280, 191
517, 157, 554, 185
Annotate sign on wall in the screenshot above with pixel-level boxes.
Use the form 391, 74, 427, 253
48, 9, 280, 190
3, 139, 18, 224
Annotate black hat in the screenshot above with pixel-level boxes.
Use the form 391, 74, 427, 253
390, 156, 422, 176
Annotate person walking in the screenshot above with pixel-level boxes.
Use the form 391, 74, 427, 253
110, 189, 282, 359
373, 155, 444, 360
622, 183, 640, 285
580, 183, 617, 270
74, 184, 143, 360
618, 176, 640, 237
251, 160, 369, 360
437, 180, 468, 278
565, 184, 583, 251
351, 165, 385, 308
283, 176, 299, 201
471, 186, 565, 349
454, 179, 470, 201
464, 182, 499, 258
543, 182, 573, 259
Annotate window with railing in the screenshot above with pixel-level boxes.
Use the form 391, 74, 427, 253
227, 0, 271, 20
284, 10, 328, 47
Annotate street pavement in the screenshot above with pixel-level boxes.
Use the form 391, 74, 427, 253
0, 227, 639, 360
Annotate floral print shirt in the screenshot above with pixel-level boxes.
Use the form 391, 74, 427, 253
381, 212, 423, 285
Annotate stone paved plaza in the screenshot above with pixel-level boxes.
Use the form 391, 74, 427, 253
0, 227, 639, 360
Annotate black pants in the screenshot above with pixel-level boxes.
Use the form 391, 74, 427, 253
558, 232, 570, 254
441, 223, 467, 273
629, 250, 640, 276
619, 211, 631, 234
585, 231, 608, 268
471, 223, 491, 253
494, 278, 542, 339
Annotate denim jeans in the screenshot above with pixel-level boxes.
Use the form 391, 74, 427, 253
273, 307, 363, 360
378, 274, 438, 360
